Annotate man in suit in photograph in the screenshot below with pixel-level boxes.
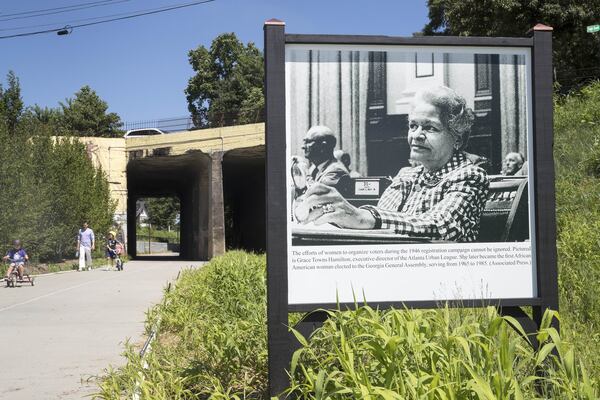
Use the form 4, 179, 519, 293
302, 125, 349, 187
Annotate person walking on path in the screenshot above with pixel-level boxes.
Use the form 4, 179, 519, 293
77, 222, 95, 271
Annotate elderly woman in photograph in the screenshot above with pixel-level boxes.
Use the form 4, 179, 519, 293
294, 86, 490, 242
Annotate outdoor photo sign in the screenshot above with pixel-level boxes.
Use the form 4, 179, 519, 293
287, 45, 535, 306
265, 21, 557, 395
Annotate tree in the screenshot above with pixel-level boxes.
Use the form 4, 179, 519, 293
0, 128, 115, 261
145, 197, 180, 230
28, 105, 63, 125
18, 105, 65, 136
0, 74, 116, 261
0, 71, 24, 135
423, 0, 600, 89
185, 33, 264, 128
60, 85, 123, 137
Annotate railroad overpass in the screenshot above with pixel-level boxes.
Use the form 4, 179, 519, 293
80, 123, 265, 260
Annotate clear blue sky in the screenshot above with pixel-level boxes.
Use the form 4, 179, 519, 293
0, 0, 429, 123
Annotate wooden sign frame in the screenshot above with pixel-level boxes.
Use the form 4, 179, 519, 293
265, 20, 557, 396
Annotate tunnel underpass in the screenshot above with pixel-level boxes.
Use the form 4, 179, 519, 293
223, 146, 266, 252
126, 146, 265, 260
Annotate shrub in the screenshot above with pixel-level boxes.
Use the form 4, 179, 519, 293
0, 129, 114, 262
95, 251, 268, 399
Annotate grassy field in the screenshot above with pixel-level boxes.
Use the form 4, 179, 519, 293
553, 81, 600, 379
95, 82, 600, 398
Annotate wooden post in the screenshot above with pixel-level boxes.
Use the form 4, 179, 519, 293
264, 18, 289, 397
531, 23, 559, 331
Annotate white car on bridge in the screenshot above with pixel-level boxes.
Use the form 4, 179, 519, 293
124, 128, 166, 138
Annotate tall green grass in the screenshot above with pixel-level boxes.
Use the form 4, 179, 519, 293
96, 252, 598, 399
554, 81, 600, 378
95, 251, 268, 399
287, 307, 597, 399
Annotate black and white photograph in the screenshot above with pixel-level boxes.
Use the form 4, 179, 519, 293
284, 45, 537, 304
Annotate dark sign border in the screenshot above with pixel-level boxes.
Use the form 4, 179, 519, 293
265, 21, 557, 396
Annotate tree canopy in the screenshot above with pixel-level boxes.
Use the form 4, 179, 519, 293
0, 71, 116, 261
1, 73, 123, 137
0, 71, 24, 135
0, 125, 115, 262
185, 33, 264, 128
144, 197, 180, 230
60, 85, 123, 137
423, 0, 600, 89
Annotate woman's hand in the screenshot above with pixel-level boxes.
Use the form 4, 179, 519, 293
294, 183, 376, 229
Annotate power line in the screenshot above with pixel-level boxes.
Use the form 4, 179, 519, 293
0, 0, 121, 17
0, 6, 140, 33
0, 0, 216, 40
0, 0, 131, 22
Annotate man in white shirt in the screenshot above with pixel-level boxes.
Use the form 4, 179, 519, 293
77, 222, 95, 271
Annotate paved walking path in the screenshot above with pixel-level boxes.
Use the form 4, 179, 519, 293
0, 260, 204, 400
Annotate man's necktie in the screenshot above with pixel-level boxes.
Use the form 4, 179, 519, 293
311, 168, 319, 180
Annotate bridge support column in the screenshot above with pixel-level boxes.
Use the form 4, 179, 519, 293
209, 151, 226, 258
127, 194, 137, 258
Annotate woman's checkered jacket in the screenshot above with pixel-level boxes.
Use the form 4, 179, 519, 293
363, 151, 490, 242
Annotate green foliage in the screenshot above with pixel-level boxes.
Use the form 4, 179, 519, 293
287, 307, 597, 399
0, 71, 24, 135
97, 252, 598, 399
0, 71, 116, 262
143, 197, 180, 230
18, 105, 66, 136
137, 226, 179, 243
96, 251, 268, 399
185, 33, 264, 128
423, 0, 600, 88
0, 71, 122, 138
99, 343, 196, 399
553, 80, 600, 377
0, 129, 115, 262
60, 85, 123, 137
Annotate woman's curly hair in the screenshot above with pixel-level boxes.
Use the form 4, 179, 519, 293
414, 86, 475, 150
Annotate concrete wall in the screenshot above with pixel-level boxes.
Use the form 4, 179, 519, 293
77, 123, 265, 216
74, 123, 265, 261
76, 137, 128, 215
125, 123, 265, 155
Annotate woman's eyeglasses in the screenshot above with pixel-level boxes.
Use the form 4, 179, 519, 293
408, 122, 442, 135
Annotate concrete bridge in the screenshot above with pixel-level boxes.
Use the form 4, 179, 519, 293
80, 123, 266, 260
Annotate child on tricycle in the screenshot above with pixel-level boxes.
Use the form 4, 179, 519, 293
3, 239, 34, 287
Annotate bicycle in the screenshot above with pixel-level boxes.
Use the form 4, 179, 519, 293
106, 244, 125, 271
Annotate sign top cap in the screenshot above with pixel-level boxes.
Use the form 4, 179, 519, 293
533, 23, 553, 31
265, 18, 285, 26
